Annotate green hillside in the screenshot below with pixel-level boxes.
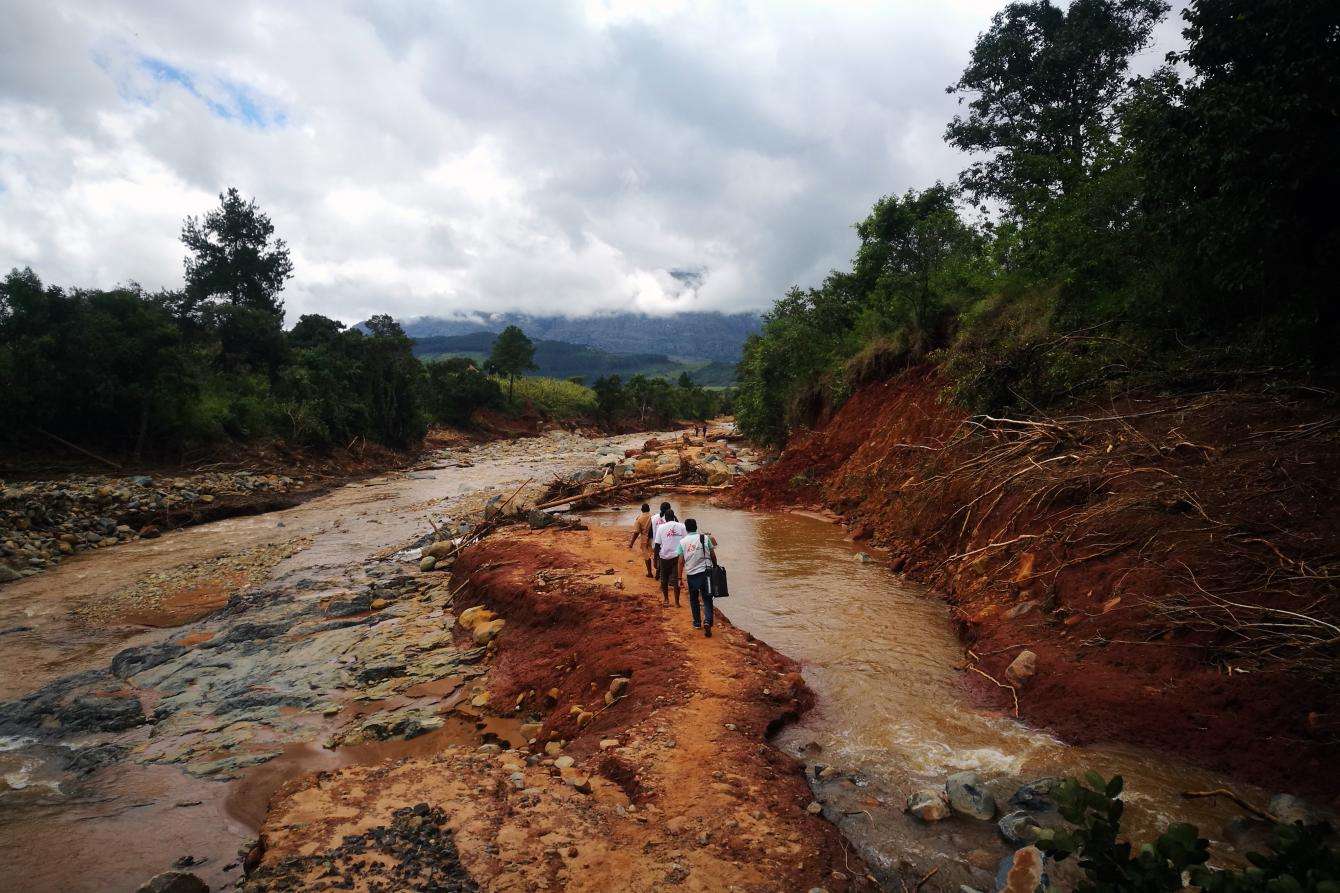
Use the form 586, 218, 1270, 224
410, 332, 735, 386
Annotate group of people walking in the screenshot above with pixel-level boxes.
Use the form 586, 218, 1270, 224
629, 501, 718, 637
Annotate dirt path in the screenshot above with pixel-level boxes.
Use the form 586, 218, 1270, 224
247, 524, 872, 892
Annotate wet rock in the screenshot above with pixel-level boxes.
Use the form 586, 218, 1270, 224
1269, 793, 1330, 826
59, 693, 145, 732
1223, 817, 1274, 855
994, 845, 1047, 893
420, 555, 438, 572
907, 788, 951, 822
135, 871, 209, 893
998, 810, 1043, 846
527, 509, 555, 529
947, 771, 997, 820
1008, 777, 1062, 813
1005, 650, 1037, 686
111, 642, 187, 679
324, 592, 374, 617
356, 661, 407, 684
63, 741, 130, 776
0, 564, 23, 583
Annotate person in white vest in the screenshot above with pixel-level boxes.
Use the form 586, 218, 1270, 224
676, 518, 718, 637
652, 508, 687, 607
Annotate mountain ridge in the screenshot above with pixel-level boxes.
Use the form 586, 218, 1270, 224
397, 311, 761, 364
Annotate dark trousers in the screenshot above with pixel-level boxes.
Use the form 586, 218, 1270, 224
688, 571, 713, 626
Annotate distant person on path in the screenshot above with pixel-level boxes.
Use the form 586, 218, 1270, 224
677, 518, 718, 637
628, 503, 655, 578
653, 509, 687, 607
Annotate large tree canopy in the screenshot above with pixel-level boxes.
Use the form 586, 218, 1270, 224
181, 188, 294, 317
945, 0, 1168, 216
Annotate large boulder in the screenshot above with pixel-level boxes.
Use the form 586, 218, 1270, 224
907, 788, 951, 822
946, 771, 997, 820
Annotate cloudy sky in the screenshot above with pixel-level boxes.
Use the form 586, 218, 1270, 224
0, 1, 1184, 324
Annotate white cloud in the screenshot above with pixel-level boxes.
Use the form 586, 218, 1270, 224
0, 0, 1186, 323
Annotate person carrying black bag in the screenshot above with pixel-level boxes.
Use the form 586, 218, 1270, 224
676, 518, 719, 637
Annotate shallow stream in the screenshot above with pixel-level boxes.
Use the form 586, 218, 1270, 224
598, 497, 1264, 887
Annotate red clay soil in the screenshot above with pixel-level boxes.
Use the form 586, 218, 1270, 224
250, 525, 871, 892
732, 367, 1340, 805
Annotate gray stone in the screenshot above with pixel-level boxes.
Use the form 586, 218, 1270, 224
59, 694, 145, 732
998, 810, 1042, 846
1005, 650, 1037, 686
136, 872, 209, 893
947, 771, 997, 820
0, 564, 22, 583
1269, 793, 1329, 827
907, 788, 951, 822
1008, 777, 1063, 813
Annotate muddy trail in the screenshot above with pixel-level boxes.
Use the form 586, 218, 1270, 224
0, 429, 662, 892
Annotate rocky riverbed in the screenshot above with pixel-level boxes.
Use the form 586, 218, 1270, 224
0, 426, 685, 891
0, 471, 305, 582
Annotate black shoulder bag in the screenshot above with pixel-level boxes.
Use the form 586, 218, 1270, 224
703, 533, 729, 599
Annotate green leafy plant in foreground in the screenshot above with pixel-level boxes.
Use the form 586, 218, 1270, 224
1035, 773, 1339, 893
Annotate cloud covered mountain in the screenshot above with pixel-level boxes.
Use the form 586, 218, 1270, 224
398, 311, 761, 364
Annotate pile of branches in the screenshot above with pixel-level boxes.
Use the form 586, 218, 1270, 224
849, 389, 1340, 675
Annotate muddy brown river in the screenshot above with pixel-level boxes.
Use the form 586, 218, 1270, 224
596, 498, 1264, 887
1, 433, 1263, 892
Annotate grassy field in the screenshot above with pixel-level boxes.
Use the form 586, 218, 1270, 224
504, 375, 597, 419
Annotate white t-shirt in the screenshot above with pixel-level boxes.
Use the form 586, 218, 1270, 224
677, 532, 716, 576
654, 520, 687, 558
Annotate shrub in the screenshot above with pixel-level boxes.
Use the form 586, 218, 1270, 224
1035, 773, 1339, 893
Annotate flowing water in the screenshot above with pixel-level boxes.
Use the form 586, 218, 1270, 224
597, 497, 1264, 887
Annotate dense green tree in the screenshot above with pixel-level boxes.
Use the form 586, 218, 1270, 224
180, 188, 293, 373
854, 184, 987, 356
424, 357, 503, 425
485, 324, 538, 401
946, 0, 1168, 216
592, 374, 629, 422
1128, 0, 1340, 364
181, 188, 293, 316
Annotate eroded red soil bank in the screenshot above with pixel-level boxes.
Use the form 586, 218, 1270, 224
732, 368, 1340, 804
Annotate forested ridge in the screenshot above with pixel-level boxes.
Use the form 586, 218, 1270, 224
735, 0, 1339, 445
